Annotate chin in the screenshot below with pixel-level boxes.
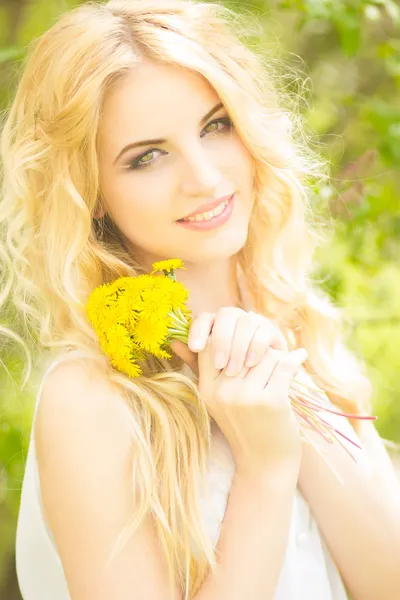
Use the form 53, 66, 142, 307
189, 232, 248, 264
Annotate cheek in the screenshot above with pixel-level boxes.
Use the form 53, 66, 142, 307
239, 144, 255, 177
109, 176, 172, 225
225, 138, 255, 180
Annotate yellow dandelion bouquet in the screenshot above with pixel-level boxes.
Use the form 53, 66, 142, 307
86, 258, 376, 466
86, 259, 191, 378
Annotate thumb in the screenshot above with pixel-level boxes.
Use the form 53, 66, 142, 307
170, 339, 199, 377
290, 348, 308, 377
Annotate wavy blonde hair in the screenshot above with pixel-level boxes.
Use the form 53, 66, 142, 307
0, 0, 373, 597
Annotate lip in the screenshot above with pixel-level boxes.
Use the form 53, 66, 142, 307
176, 193, 235, 231
178, 194, 234, 221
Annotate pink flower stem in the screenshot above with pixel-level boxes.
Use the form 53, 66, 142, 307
290, 387, 376, 421
292, 406, 335, 445
317, 416, 362, 450
292, 381, 377, 421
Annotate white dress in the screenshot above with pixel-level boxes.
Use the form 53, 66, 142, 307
16, 357, 352, 600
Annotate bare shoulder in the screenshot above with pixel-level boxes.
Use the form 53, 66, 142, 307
34, 358, 136, 534
35, 359, 133, 469
33, 360, 180, 599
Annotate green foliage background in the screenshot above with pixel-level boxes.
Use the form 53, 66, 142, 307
0, 0, 399, 596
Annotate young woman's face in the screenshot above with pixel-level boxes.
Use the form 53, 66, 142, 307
97, 58, 256, 268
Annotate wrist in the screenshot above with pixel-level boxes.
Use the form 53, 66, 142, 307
235, 458, 300, 489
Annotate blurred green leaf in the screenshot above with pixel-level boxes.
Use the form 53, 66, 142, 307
333, 9, 362, 56
0, 46, 25, 63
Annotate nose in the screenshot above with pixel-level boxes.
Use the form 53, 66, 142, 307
179, 144, 223, 197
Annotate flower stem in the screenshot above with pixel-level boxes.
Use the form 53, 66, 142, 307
167, 309, 190, 344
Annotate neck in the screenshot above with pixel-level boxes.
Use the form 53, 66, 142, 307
133, 248, 253, 315
175, 257, 244, 318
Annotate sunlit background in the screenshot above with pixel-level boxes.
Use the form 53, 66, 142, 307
1, 0, 400, 597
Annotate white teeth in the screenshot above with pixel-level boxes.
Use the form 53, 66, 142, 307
182, 199, 229, 222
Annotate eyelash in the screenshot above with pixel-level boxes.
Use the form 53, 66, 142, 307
128, 117, 233, 171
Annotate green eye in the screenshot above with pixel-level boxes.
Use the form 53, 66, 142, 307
129, 149, 163, 170
203, 117, 233, 135
204, 122, 218, 132
139, 151, 153, 164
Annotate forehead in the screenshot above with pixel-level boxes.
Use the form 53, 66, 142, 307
98, 59, 220, 149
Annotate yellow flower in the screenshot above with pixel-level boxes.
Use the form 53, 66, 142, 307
115, 292, 140, 329
109, 277, 135, 296
106, 323, 134, 360
98, 331, 110, 355
151, 259, 186, 274
154, 346, 173, 360
152, 276, 189, 312
139, 287, 173, 321
111, 275, 152, 298
134, 316, 170, 353
135, 273, 158, 290
86, 283, 116, 331
110, 354, 143, 378
167, 280, 190, 311
85, 260, 191, 378
99, 303, 124, 331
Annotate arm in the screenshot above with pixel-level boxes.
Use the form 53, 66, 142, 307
36, 361, 298, 600
195, 463, 299, 600
298, 417, 400, 600
36, 362, 183, 600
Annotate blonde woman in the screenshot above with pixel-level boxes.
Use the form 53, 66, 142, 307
1, 0, 399, 598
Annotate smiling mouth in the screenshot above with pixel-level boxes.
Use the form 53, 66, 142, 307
176, 194, 235, 230
177, 196, 233, 223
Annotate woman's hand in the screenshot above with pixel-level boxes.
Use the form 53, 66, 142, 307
171, 307, 308, 473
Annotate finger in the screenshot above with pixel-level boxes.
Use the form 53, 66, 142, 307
252, 348, 308, 404
223, 363, 251, 380
170, 339, 199, 376
244, 321, 287, 368
264, 348, 308, 405
187, 312, 216, 352
211, 307, 244, 370
224, 312, 260, 376
244, 346, 282, 389
197, 334, 222, 382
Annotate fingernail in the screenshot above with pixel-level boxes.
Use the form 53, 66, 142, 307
190, 339, 203, 351
225, 360, 237, 376
214, 352, 226, 369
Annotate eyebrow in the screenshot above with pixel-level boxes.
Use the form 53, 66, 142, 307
113, 101, 224, 165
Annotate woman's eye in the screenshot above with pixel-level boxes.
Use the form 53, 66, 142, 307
138, 151, 153, 165
129, 149, 162, 171
202, 117, 233, 136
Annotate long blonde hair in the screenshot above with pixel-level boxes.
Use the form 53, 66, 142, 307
0, 0, 373, 597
